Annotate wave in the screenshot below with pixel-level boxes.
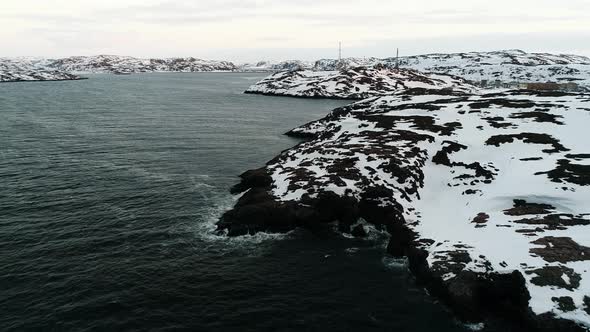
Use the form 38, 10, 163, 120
195, 190, 294, 245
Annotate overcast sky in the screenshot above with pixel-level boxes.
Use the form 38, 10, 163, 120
2, 0, 590, 62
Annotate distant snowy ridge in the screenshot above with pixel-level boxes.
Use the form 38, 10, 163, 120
238, 60, 312, 72
313, 50, 590, 87
245, 66, 476, 99
0, 58, 82, 82
4, 50, 590, 84
0, 55, 238, 82
48, 55, 237, 73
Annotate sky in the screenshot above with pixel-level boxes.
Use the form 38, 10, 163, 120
2, 0, 590, 62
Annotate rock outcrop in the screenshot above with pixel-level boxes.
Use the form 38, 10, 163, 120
219, 89, 590, 331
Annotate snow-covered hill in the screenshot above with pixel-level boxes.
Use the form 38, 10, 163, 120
0, 58, 82, 82
0, 55, 239, 82
238, 60, 312, 72
314, 50, 590, 87
47, 55, 237, 73
219, 89, 590, 331
400, 50, 590, 86
312, 57, 383, 71
4, 50, 590, 85
245, 66, 476, 99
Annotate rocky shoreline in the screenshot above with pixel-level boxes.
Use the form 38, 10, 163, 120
0, 77, 88, 83
219, 169, 586, 331
218, 89, 590, 331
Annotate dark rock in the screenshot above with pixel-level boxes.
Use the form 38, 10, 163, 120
469, 98, 537, 109
472, 213, 490, 224
510, 111, 564, 125
535, 159, 590, 186
230, 168, 273, 194
351, 224, 368, 237
552, 297, 576, 312
530, 237, 590, 263
432, 141, 468, 166
446, 271, 482, 320
513, 214, 590, 229
486, 133, 569, 154
526, 265, 581, 290
504, 199, 554, 216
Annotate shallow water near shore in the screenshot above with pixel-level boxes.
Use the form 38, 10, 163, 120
1, 73, 504, 331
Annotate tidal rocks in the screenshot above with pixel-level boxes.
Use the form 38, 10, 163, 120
351, 224, 368, 237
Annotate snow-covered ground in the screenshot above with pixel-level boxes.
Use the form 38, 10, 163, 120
222, 89, 590, 329
246, 67, 476, 99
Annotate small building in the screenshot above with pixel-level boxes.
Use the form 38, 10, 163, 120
525, 82, 580, 92
526, 83, 561, 91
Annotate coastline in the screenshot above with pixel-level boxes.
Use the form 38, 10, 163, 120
0, 77, 88, 83
218, 89, 590, 331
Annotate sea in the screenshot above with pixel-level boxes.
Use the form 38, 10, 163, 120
0, 73, 487, 331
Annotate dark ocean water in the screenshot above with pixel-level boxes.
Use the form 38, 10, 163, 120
1, 73, 474, 331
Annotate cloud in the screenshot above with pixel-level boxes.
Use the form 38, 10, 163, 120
1, 0, 589, 59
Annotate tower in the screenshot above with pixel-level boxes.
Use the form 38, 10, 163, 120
395, 48, 399, 69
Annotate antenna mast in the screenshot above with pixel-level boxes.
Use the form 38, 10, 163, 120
338, 42, 342, 61
395, 48, 399, 69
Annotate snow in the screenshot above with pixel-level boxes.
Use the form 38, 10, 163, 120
49, 55, 237, 73
0, 55, 237, 80
238, 60, 312, 72
0, 57, 81, 82
264, 90, 590, 328
4, 50, 590, 86
246, 67, 476, 99
312, 50, 590, 89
